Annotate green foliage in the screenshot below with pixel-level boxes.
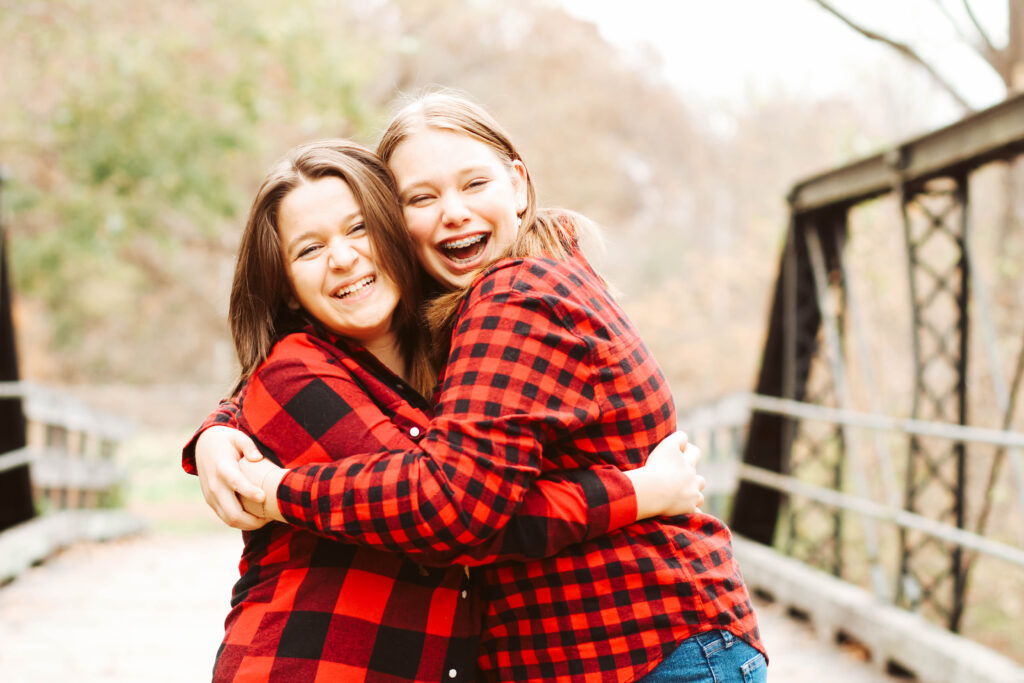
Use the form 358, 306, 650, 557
3, 0, 385, 381
4, 0, 887, 394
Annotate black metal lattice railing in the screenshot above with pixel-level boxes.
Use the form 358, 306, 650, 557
898, 177, 970, 628
729, 92, 1024, 634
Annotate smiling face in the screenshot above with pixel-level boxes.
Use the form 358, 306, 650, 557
277, 175, 400, 346
387, 128, 528, 289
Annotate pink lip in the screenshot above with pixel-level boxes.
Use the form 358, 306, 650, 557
330, 274, 376, 301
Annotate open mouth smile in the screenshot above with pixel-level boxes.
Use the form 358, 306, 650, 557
333, 275, 375, 299
439, 233, 489, 264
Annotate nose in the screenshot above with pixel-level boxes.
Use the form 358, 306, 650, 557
326, 237, 359, 271
440, 191, 470, 228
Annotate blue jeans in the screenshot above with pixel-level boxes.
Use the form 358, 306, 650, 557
639, 630, 767, 682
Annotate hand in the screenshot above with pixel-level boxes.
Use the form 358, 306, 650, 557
195, 425, 269, 530
625, 431, 706, 520
239, 455, 287, 522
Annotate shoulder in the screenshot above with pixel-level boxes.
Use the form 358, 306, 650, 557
240, 332, 362, 414
254, 332, 351, 382
266, 331, 331, 359
471, 249, 600, 304
453, 254, 598, 344
460, 250, 630, 357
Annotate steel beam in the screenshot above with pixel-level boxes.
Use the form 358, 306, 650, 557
791, 92, 1024, 214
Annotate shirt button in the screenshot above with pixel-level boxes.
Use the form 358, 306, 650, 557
461, 589, 467, 598
409, 427, 421, 437
448, 669, 458, 678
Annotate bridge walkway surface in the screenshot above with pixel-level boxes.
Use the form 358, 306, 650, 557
0, 530, 904, 682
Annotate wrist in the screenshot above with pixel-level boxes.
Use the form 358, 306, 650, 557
623, 467, 661, 521
261, 469, 286, 521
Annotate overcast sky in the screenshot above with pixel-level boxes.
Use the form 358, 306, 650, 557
557, 0, 1008, 119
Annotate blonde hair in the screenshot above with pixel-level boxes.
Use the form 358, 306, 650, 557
377, 90, 597, 346
230, 139, 436, 396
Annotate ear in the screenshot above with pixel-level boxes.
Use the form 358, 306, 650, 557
510, 159, 529, 215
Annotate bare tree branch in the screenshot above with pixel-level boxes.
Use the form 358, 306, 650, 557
961, 0, 1001, 59
931, 0, 1006, 80
811, 0, 975, 112
931, 0, 977, 46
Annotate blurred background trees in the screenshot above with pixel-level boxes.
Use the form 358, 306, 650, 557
6, 0, 1024, 663
0, 0, 1004, 411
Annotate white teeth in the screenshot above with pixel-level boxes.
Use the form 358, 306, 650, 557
441, 234, 486, 251
334, 276, 374, 298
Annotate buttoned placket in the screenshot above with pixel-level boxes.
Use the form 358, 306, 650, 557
442, 571, 473, 683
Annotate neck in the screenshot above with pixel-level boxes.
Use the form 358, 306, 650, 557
362, 330, 408, 382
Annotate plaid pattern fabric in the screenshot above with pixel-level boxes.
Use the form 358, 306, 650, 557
187, 330, 638, 682
278, 252, 765, 681
181, 400, 237, 475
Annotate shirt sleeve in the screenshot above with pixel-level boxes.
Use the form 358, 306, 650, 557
247, 334, 638, 567
180, 398, 241, 475
278, 274, 639, 564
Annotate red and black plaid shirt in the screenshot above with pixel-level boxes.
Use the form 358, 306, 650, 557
273, 251, 765, 681
185, 330, 638, 682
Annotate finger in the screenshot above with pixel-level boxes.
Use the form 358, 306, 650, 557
227, 508, 270, 531
223, 465, 266, 502
230, 432, 265, 462
697, 475, 706, 491
211, 492, 267, 530
243, 448, 265, 462
226, 506, 267, 530
671, 432, 688, 455
685, 445, 702, 465
239, 492, 265, 518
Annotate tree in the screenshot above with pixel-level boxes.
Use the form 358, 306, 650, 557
812, 0, 1024, 111
813, 0, 1024, 278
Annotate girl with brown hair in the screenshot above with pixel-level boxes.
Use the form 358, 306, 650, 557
198, 90, 766, 681
195, 136, 704, 681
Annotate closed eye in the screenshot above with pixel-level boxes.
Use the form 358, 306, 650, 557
296, 243, 321, 259
406, 194, 433, 206
347, 223, 366, 236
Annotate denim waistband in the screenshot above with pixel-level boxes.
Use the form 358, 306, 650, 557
692, 629, 741, 657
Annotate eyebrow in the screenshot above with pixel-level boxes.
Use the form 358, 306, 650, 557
399, 165, 495, 196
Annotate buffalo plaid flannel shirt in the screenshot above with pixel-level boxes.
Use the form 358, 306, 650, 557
275, 252, 765, 681
186, 330, 639, 682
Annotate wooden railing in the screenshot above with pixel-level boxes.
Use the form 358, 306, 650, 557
0, 381, 133, 509
0, 381, 142, 582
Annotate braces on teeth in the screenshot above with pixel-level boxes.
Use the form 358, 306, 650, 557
443, 234, 485, 250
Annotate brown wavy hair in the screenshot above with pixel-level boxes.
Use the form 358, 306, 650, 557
230, 139, 436, 396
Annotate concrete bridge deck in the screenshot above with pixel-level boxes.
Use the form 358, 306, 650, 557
0, 530, 905, 682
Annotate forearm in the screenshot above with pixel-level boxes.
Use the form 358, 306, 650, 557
437, 466, 638, 567
277, 432, 544, 560
257, 292, 611, 563
181, 398, 241, 475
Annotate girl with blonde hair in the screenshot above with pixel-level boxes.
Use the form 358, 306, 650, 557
194, 91, 763, 681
